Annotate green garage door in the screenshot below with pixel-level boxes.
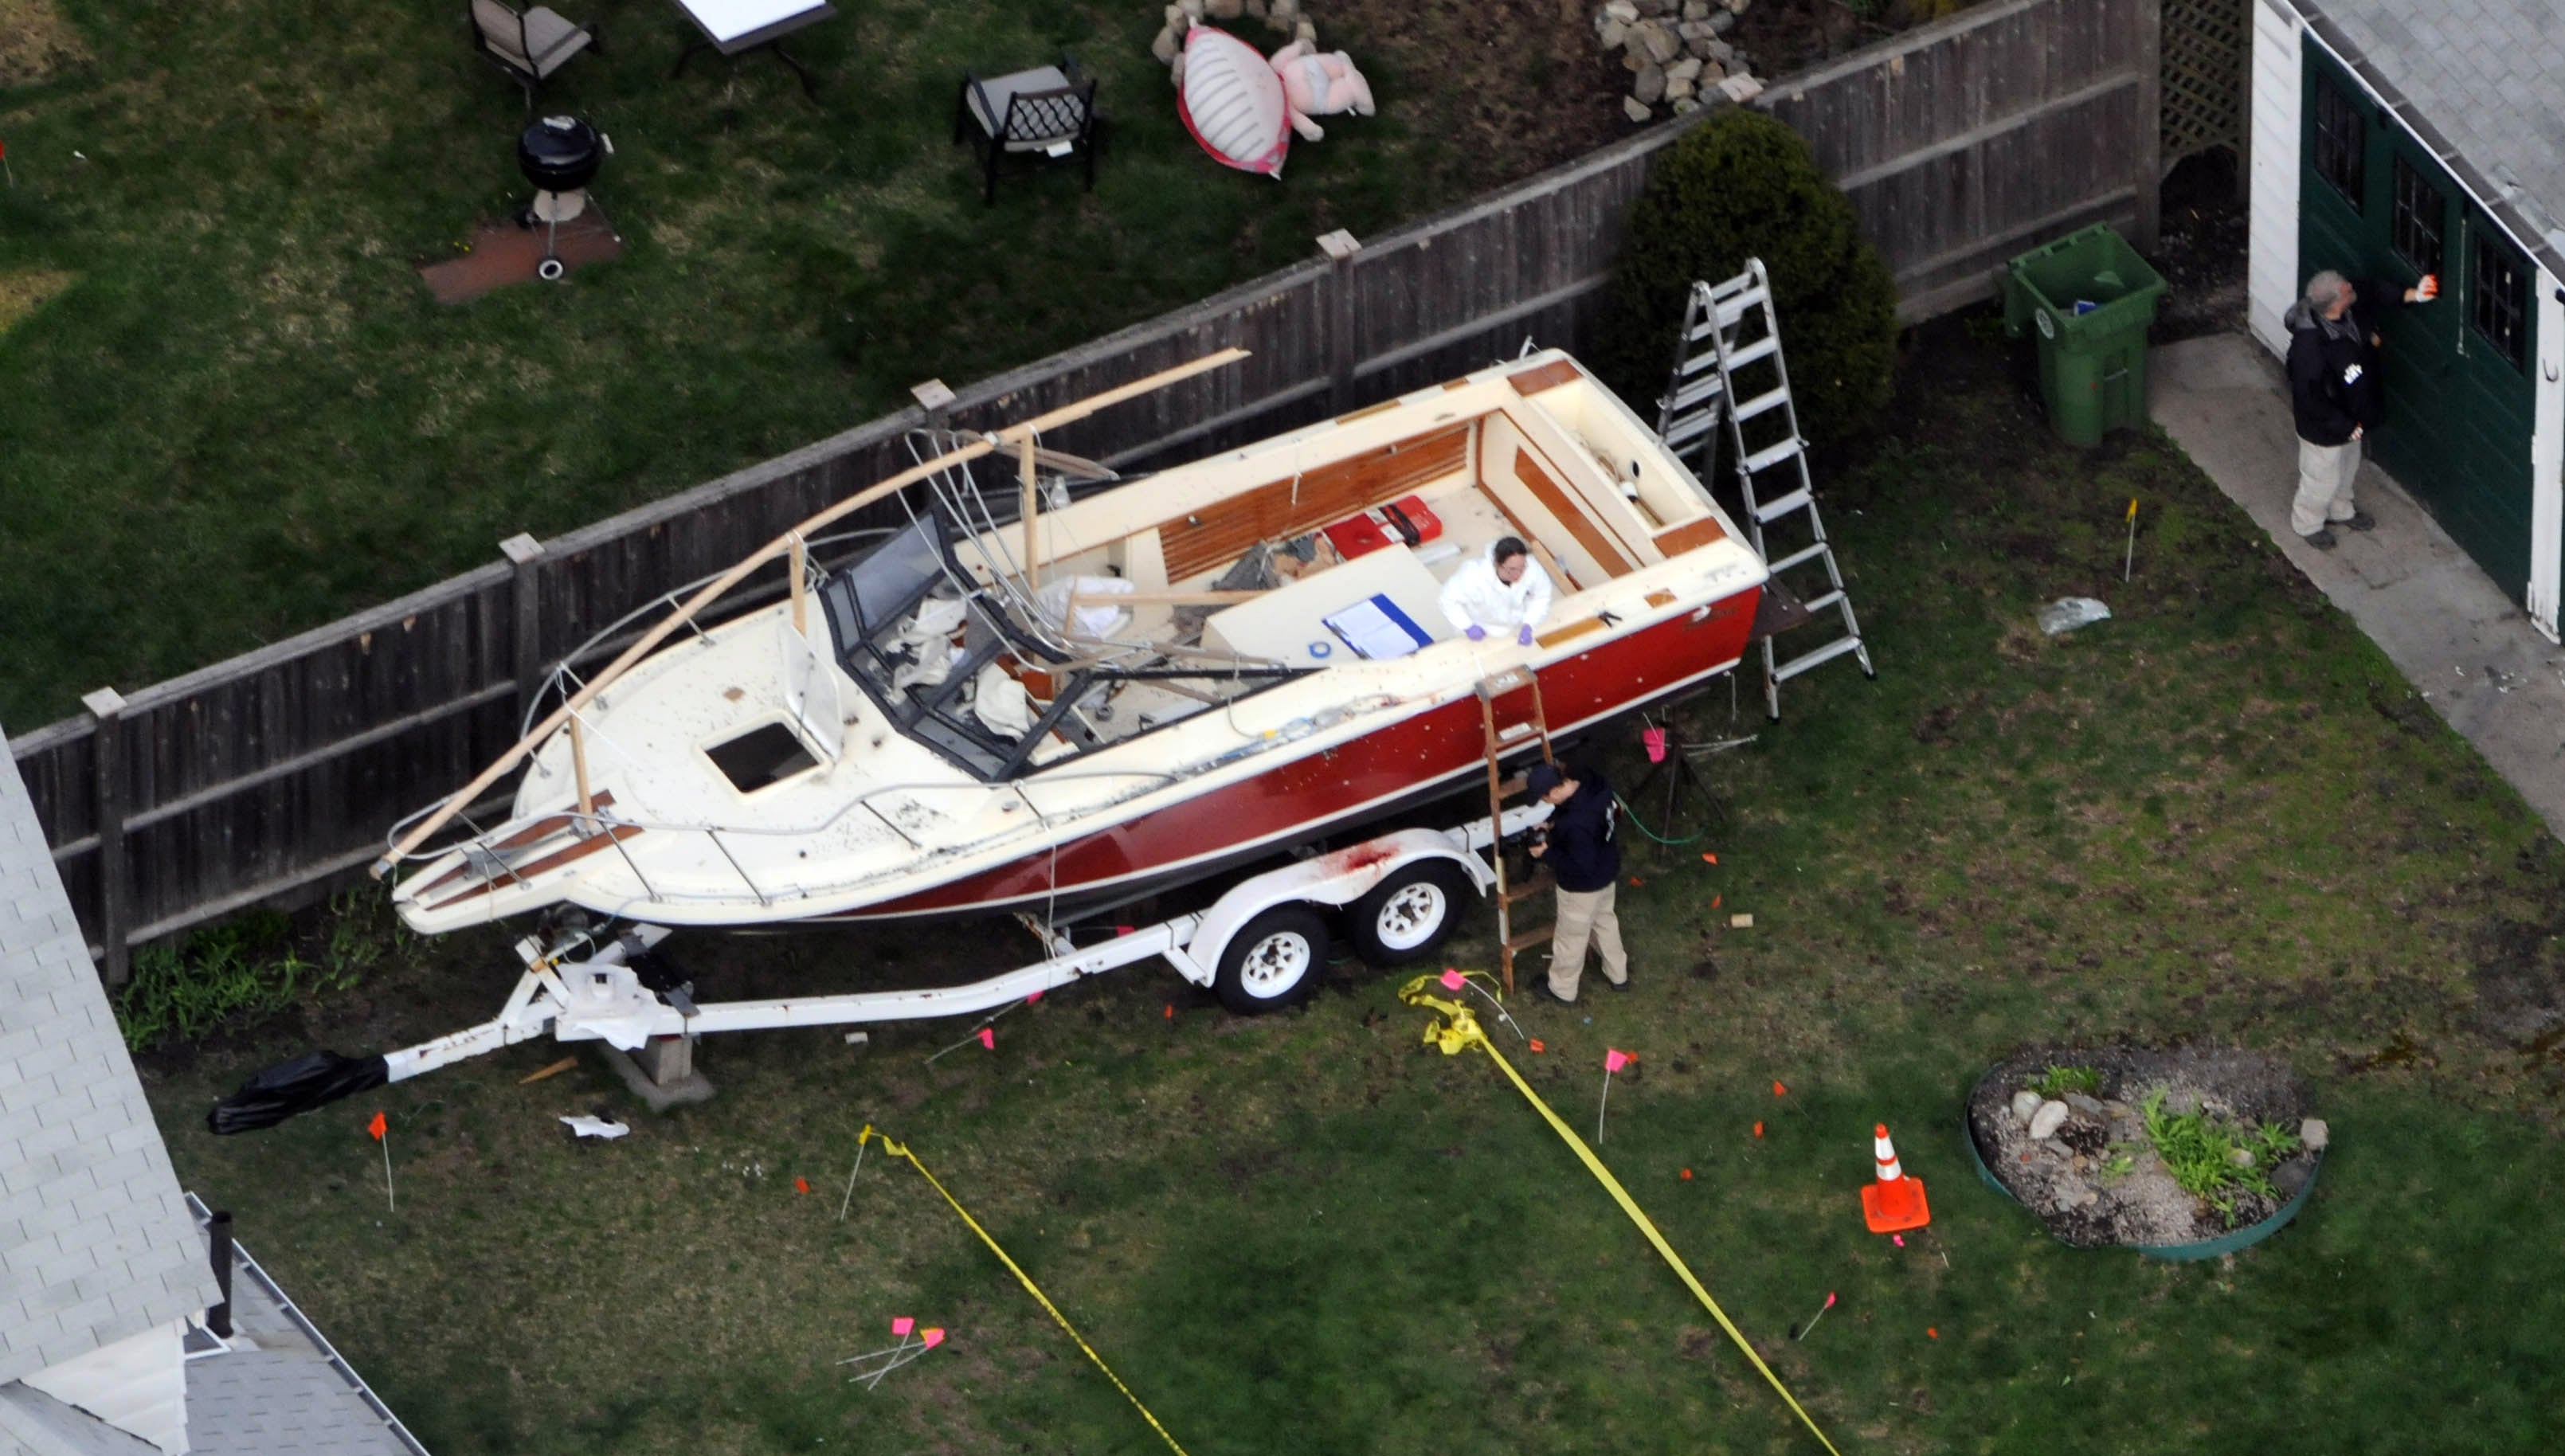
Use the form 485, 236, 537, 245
2297, 45, 2536, 600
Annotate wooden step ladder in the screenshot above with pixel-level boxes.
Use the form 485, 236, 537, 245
1478, 668, 1556, 993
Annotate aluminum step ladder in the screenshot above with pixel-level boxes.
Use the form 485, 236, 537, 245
1477, 668, 1555, 995
1655, 260, 1874, 719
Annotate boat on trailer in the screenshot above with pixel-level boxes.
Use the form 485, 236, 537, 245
378, 347, 1769, 936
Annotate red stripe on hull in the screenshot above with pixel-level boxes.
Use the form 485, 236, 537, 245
854, 588, 1760, 918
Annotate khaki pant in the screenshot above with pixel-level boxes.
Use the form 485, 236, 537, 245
1547, 883, 1627, 1001
2290, 436, 2363, 536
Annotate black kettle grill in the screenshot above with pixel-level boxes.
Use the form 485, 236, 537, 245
517, 115, 606, 280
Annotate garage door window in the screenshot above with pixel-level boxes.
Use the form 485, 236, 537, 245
2314, 78, 2364, 209
2471, 232, 2528, 370
2391, 156, 2444, 276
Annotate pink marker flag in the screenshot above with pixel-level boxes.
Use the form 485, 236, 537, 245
1026, 989, 1044, 1004
1439, 969, 1466, 991
921, 1329, 946, 1349
891, 1317, 914, 1337
1605, 1049, 1631, 1072
976, 1027, 996, 1050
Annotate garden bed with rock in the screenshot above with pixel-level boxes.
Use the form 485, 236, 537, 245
1967, 1045, 2328, 1250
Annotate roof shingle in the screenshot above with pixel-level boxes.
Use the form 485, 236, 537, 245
0, 731, 219, 1388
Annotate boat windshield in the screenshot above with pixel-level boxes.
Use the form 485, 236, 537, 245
816, 509, 1301, 781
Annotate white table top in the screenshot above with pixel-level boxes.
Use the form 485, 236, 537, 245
1202, 544, 1451, 667
668, 0, 834, 49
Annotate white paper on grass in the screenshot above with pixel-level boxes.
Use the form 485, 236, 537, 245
561, 1115, 631, 1140
2036, 597, 2112, 636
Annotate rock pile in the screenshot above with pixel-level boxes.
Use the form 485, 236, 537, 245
1594, 0, 1765, 124
1152, 0, 1319, 76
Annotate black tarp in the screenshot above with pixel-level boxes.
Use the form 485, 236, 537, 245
207, 1051, 390, 1134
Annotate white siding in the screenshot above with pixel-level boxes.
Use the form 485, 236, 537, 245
22, 1321, 190, 1454
2248, 0, 2305, 356
2531, 263, 2563, 640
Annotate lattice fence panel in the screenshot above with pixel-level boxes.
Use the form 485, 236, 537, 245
2162, 0, 2250, 170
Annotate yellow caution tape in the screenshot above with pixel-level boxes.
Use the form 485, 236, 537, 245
860, 1127, 1192, 1456
1398, 977, 1846, 1456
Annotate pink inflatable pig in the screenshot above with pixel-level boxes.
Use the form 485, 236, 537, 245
1268, 40, 1374, 142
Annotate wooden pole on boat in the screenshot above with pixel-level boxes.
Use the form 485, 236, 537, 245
568, 713, 595, 820
1019, 436, 1040, 590
370, 347, 1250, 879
789, 532, 808, 635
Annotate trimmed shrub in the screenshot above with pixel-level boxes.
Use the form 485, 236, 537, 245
1596, 109, 1898, 451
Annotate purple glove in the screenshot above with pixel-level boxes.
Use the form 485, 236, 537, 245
1517, 624, 1535, 647
1465, 624, 1486, 641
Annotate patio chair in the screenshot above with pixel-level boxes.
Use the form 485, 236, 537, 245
471, 0, 601, 104
954, 56, 1099, 205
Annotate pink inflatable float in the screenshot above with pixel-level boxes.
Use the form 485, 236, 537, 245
1177, 26, 1291, 178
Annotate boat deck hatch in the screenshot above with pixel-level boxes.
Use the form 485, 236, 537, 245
706, 721, 820, 793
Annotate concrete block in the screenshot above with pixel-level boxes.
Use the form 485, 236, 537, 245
598, 1039, 715, 1113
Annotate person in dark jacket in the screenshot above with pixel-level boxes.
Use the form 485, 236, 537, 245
1524, 760, 1626, 1003
2285, 268, 2438, 548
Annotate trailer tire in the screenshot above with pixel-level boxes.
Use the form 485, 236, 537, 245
1343, 859, 1470, 969
1213, 903, 1329, 1014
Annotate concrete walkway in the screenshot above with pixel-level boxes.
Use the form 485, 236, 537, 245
2149, 331, 2565, 840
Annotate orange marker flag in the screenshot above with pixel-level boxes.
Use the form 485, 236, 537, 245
366, 1111, 394, 1212
795, 1177, 812, 1195
1772, 1080, 1788, 1097
1753, 1120, 1764, 1138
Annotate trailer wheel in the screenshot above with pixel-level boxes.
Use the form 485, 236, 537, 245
1344, 859, 1470, 969
1214, 904, 1329, 1014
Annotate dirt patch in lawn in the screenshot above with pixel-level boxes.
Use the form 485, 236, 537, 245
0, 269, 77, 335
0, 0, 88, 85
1969, 1045, 2323, 1248
1327, 0, 1624, 181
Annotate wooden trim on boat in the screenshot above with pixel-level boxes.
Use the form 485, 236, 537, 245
1506, 358, 1582, 395
1652, 517, 1729, 554
1512, 451, 1638, 577
1155, 425, 1470, 582
419, 822, 644, 913
407, 791, 620, 897
1333, 398, 1405, 425
1533, 616, 1609, 649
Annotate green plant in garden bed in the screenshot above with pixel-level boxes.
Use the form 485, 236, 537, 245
2031, 1063, 2101, 1098
2140, 1088, 2296, 1225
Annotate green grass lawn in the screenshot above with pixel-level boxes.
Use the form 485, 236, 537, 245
143, 320, 2565, 1454
0, 0, 1536, 729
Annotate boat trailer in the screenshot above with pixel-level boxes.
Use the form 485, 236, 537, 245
209, 803, 1553, 1132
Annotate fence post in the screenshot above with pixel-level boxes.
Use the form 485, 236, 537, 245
80, 687, 131, 988
2132, 0, 2164, 250
1318, 229, 1364, 413
502, 533, 547, 723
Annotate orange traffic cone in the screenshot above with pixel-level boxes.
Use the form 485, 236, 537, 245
1860, 1123, 1932, 1234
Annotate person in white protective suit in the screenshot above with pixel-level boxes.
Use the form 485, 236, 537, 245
1437, 536, 1553, 646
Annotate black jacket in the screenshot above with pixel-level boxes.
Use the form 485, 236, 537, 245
2285, 278, 2404, 446
1540, 772, 1621, 894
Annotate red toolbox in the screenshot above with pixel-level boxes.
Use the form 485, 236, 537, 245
1322, 495, 1443, 560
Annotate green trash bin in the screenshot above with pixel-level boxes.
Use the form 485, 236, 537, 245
2002, 224, 2168, 447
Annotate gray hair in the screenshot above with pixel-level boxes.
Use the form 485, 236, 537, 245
2305, 271, 2352, 309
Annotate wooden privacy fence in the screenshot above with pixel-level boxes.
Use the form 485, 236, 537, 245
8, 0, 2164, 984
